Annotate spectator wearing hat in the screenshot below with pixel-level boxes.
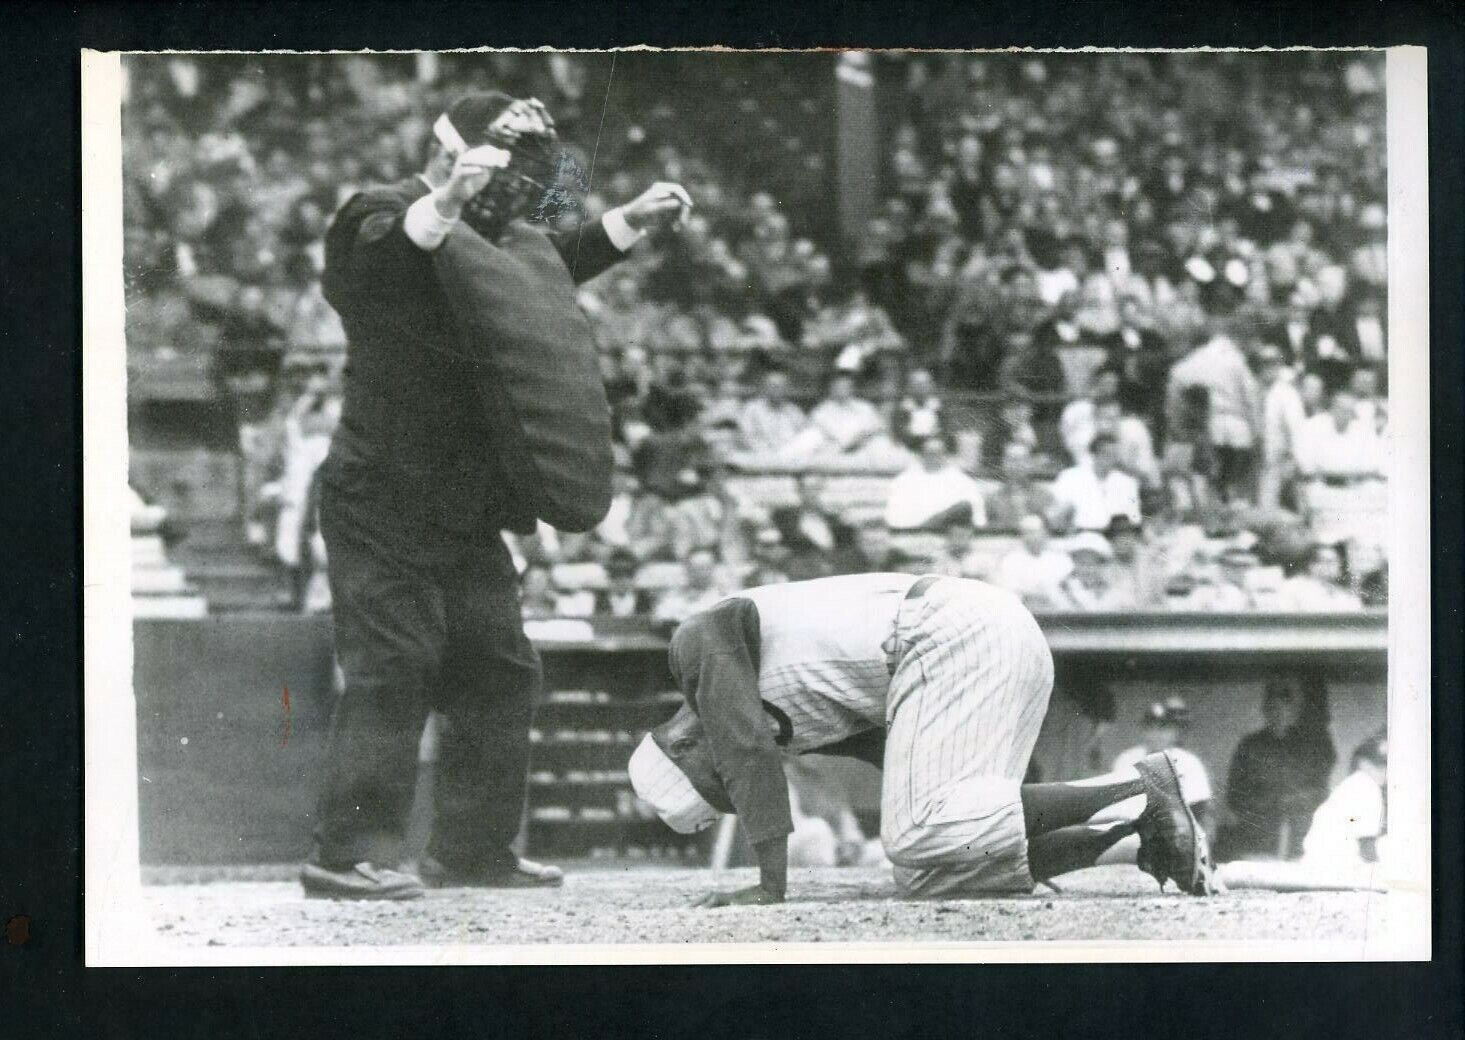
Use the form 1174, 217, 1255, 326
593, 549, 655, 617
736, 369, 808, 455
992, 514, 1072, 611
1055, 531, 1136, 610
1111, 699, 1214, 831
884, 436, 988, 532
1257, 344, 1308, 509
1050, 432, 1141, 534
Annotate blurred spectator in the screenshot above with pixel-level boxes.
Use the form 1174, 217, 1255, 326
785, 372, 893, 459
992, 514, 1072, 610
930, 517, 988, 579
1113, 699, 1215, 830
1093, 398, 1160, 489
770, 474, 856, 580
593, 549, 656, 617
520, 564, 564, 620
1257, 345, 1307, 509
885, 436, 988, 532
981, 396, 1040, 472
1274, 542, 1363, 611
984, 439, 1056, 530
1164, 325, 1262, 503
1050, 432, 1141, 533
1347, 366, 1386, 433
1055, 531, 1136, 610
1296, 389, 1384, 483
663, 466, 733, 561
742, 527, 794, 587
1059, 365, 1121, 465
1220, 676, 1336, 861
1103, 514, 1167, 608
655, 548, 730, 622
1301, 735, 1387, 866
846, 522, 902, 574
736, 369, 807, 454
891, 367, 944, 449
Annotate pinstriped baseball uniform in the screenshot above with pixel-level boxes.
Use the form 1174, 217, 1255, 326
682, 573, 1053, 896
880, 577, 1053, 897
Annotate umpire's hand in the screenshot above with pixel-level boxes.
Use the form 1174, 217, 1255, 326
621, 181, 693, 235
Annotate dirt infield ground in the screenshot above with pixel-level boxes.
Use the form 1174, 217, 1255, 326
142, 863, 1387, 949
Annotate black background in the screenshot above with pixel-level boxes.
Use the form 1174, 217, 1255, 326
3, 2, 1461, 1037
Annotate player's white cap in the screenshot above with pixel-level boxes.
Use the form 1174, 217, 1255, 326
627, 733, 720, 834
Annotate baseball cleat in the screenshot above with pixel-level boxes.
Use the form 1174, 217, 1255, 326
300, 861, 425, 900
1133, 751, 1219, 896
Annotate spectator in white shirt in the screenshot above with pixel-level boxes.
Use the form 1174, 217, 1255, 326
993, 514, 1072, 610
1165, 331, 1262, 502
784, 372, 891, 458
1108, 699, 1215, 828
884, 436, 988, 532
1050, 432, 1141, 533
1274, 542, 1363, 612
736, 369, 807, 454
1055, 531, 1137, 610
1256, 345, 1309, 509
1296, 390, 1384, 482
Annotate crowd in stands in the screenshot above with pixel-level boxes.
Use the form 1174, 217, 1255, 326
121, 51, 1389, 619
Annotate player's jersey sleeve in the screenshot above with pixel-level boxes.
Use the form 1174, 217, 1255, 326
669, 597, 793, 845
1175, 748, 1214, 804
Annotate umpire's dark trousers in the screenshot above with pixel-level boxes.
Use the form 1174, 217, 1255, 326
312, 479, 540, 872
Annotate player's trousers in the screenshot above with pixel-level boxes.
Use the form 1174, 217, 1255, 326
311, 481, 541, 871
881, 579, 1054, 898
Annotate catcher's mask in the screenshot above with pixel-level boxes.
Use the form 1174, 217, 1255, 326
434, 92, 566, 241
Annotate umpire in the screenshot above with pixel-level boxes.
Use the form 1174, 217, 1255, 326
301, 92, 692, 899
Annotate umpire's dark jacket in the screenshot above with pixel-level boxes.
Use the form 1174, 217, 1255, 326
320, 177, 624, 534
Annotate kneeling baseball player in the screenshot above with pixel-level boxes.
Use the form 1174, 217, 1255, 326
628, 573, 1219, 905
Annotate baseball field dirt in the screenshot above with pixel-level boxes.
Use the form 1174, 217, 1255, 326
142, 863, 1389, 950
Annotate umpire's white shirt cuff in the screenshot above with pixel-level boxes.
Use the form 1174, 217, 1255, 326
403, 191, 458, 250
602, 206, 646, 252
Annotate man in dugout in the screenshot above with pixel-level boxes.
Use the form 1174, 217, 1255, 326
301, 91, 692, 899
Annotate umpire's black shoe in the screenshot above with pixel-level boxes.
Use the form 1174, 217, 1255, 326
418, 855, 565, 889
1134, 751, 1219, 896
300, 861, 426, 901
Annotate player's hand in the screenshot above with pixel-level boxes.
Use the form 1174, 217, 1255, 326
435, 145, 512, 220
692, 884, 783, 909
621, 181, 693, 235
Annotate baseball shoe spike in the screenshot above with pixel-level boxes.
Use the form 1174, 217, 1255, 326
1133, 751, 1219, 896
